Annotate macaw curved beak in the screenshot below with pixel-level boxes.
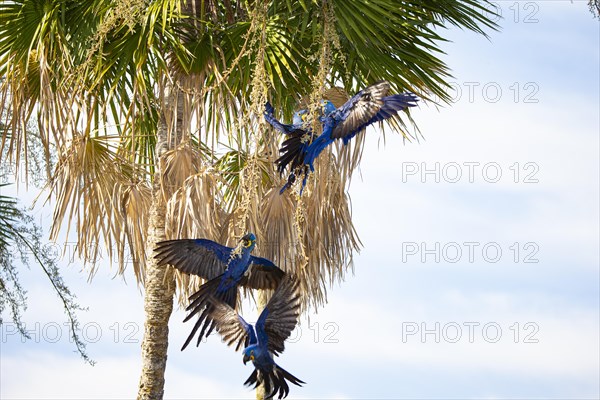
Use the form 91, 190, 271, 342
243, 353, 251, 365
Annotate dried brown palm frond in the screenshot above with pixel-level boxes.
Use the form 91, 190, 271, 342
165, 167, 228, 304
335, 128, 367, 185
380, 109, 420, 143
258, 186, 297, 271
114, 180, 153, 283
294, 151, 361, 309
176, 74, 211, 143
323, 86, 350, 108
0, 54, 37, 168
0, 48, 69, 184
160, 141, 206, 196
165, 168, 225, 240
47, 134, 143, 277
297, 85, 350, 110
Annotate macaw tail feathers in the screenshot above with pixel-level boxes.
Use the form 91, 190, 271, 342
180, 274, 238, 350
274, 364, 305, 388
243, 369, 259, 388
277, 129, 314, 194
276, 129, 311, 176
245, 366, 305, 399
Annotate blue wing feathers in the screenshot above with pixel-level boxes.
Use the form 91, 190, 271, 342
193, 238, 233, 263
265, 101, 275, 115
334, 90, 363, 120
342, 93, 418, 144
363, 93, 418, 128
239, 315, 257, 345
255, 307, 270, 346
264, 102, 296, 135
250, 255, 278, 269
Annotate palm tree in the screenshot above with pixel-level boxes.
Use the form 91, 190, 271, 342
0, 1, 497, 398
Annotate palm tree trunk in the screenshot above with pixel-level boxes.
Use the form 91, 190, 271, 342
256, 289, 271, 400
137, 187, 174, 399
138, 1, 209, 396
137, 81, 180, 399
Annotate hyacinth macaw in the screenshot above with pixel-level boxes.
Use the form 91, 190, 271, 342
264, 102, 319, 193
264, 81, 419, 193
208, 274, 304, 399
154, 233, 285, 349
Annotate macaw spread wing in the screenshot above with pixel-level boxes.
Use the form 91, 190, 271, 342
256, 274, 302, 355
154, 239, 232, 280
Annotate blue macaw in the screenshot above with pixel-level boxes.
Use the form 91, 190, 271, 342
265, 81, 419, 193
154, 233, 285, 349
264, 102, 320, 193
208, 274, 304, 399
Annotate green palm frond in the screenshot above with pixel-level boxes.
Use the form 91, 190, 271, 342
215, 149, 273, 212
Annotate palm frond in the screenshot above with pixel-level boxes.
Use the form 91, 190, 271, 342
296, 152, 361, 308
47, 134, 143, 277
165, 167, 226, 303
115, 180, 153, 283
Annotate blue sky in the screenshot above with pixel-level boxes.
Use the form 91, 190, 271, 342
1, 1, 599, 399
